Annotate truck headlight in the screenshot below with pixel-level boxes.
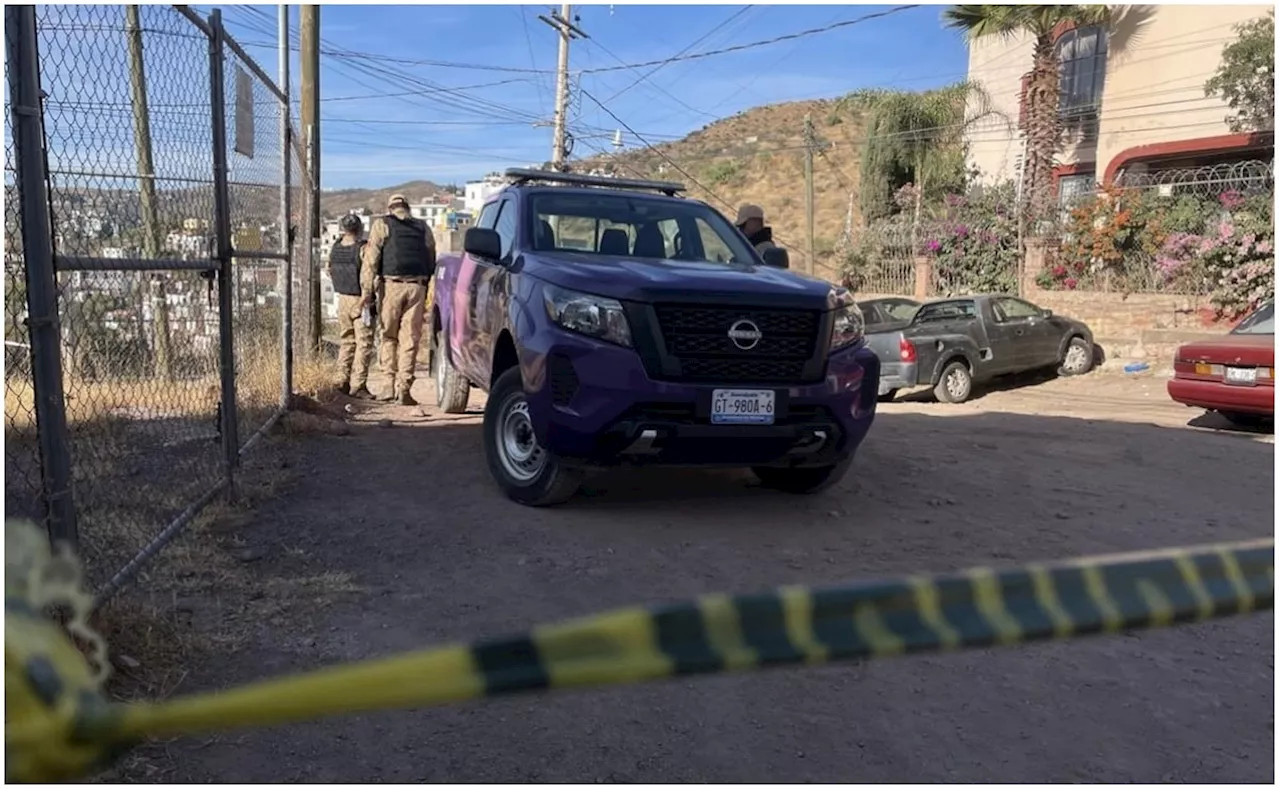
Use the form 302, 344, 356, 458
543, 284, 633, 347
829, 289, 865, 352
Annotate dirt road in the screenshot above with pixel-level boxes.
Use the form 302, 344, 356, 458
163, 371, 1273, 783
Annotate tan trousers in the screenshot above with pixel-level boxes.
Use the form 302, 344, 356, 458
336, 293, 374, 390
378, 279, 427, 394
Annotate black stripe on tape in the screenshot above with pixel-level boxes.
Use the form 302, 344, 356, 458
1100, 557, 1197, 626
932, 576, 999, 648
1236, 545, 1275, 605
652, 603, 722, 675
1043, 566, 1108, 634
992, 569, 1061, 640
732, 592, 804, 666
864, 580, 937, 653
471, 635, 549, 695
809, 587, 873, 659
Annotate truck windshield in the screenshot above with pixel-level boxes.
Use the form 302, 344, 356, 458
529, 193, 757, 265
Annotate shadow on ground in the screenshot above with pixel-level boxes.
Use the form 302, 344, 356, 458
154, 405, 1273, 784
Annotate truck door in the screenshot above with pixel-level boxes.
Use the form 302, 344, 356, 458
478, 197, 518, 371
455, 200, 500, 382
991, 296, 1059, 371
980, 298, 1030, 375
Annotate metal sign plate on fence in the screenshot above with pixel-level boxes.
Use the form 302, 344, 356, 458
234, 66, 254, 159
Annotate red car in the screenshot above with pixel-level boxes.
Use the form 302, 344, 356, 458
1168, 299, 1275, 427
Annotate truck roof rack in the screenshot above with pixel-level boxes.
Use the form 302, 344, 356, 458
503, 168, 687, 197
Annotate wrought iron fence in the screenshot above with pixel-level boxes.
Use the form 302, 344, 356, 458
4, 5, 308, 605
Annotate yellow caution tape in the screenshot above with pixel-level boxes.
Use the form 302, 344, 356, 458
4, 517, 1273, 783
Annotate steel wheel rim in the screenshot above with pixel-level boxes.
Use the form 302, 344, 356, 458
1064, 344, 1088, 373
947, 369, 968, 398
497, 396, 545, 482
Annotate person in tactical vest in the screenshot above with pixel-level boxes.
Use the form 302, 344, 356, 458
328, 213, 375, 399
363, 193, 436, 405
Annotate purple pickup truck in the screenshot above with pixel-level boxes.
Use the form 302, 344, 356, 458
429, 169, 881, 506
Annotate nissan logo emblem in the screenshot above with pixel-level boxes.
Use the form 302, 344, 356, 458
727, 319, 763, 350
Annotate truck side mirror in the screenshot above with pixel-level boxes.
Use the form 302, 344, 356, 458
761, 247, 789, 269
464, 227, 501, 260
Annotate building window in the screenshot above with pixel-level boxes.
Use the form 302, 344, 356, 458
1057, 171, 1095, 208
1057, 26, 1107, 116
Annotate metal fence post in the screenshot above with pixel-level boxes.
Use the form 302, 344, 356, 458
208, 9, 239, 493
279, 4, 293, 409
7, 5, 79, 550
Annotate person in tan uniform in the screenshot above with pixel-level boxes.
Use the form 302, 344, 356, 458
363, 194, 436, 405
328, 213, 375, 398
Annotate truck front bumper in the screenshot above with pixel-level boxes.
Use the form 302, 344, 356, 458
520, 328, 880, 469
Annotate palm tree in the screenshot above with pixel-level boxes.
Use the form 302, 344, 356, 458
943, 5, 1111, 223
839, 81, 1004, 245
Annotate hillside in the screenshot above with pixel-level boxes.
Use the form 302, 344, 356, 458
576, 98, 867, 282
318, 179, 452, 218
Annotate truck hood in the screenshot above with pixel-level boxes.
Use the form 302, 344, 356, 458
522, 251, 835, 309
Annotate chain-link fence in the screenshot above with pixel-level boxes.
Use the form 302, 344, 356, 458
1040, 159, 1275, 294
4, 5, 307, 603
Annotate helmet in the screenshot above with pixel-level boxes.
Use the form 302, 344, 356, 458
339, 214, 363, 234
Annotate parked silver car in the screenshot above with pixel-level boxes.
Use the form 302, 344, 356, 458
860, 297, 920, 402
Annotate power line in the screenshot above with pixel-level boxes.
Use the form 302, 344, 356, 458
603, 6, 754, 103
581, 5, 921, 74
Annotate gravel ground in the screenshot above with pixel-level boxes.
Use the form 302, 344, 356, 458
162, 370, 1274, 783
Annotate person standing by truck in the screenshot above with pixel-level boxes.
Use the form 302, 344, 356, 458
363, 194, 436, 405
735, 203, 777, 256
328, 213, 375, 399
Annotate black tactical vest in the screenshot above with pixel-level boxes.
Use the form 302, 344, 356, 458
379, 214, 434, 279
328, 240, 363, 296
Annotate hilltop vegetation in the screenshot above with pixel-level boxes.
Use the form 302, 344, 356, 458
575, 99, 867, 282
317, 179, 452, 218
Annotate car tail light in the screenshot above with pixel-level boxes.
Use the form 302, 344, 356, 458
899, 337, 917, 363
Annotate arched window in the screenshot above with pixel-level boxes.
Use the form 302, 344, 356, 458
1057, 26, 1108, 116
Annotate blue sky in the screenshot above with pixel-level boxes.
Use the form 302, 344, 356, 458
189, 5, 970, 189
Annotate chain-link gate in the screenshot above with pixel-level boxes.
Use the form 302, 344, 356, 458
4, 5, 308, 605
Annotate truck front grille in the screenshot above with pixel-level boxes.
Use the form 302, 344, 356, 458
652, 304, 822, 385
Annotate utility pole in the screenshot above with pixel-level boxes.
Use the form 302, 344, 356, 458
300, 5, 321, 353
125, 5, 172, 379
802, 113, 815, 277
540, 4, 587, 171
279, 4, 293, 406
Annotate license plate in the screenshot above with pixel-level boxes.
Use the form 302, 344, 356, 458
1225, 366, 1258, 385
711, 389, 775, 425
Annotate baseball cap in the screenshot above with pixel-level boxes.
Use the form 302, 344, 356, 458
735, 204, 764, 226
387, 193, 408, 208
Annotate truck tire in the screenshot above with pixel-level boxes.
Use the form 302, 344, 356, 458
484, 366, 584, 506
752, 457, 852, 494
432, 329, 470, 414
934, 360, 973, 403
1058, 336, 1094, 376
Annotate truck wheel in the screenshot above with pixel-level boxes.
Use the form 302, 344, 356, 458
484, 366, 583, 506
432, 329, 470, 414
752, 457, 852, 495
1059, 336, 1094, 376
934, 360, 972, 403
